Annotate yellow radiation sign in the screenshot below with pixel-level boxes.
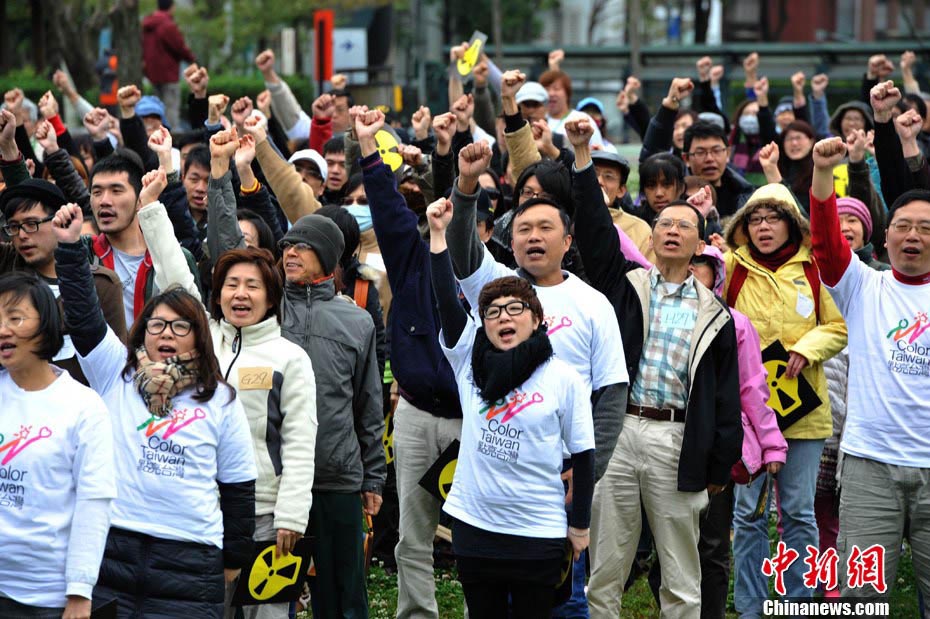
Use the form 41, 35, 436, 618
383, 409, 395, 464
375, 129, 403, 171
451, 31, 488, 81
231, 538, 313, 606
760, 340, 822, 432
419, 440, 460, 502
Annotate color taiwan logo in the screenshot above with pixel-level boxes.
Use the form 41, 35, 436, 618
886, 312, 930, 345
479, 390, 544, 423
136, 407, 207, 440
0, 425, 52, 465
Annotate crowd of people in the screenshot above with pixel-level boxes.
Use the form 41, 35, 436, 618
1, 5, 930, 618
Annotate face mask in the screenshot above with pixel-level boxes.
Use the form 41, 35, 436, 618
345, 205, 373, 232
739, 114, 760, 136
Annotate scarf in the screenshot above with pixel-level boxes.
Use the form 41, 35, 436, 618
470, 323, 553, 404
132, 347, 201, 417
749, 240, 799, 272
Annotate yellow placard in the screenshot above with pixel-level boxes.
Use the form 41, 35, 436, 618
457, 38, 483, 77
239, 367, 274, 390
248, 544, 303, 600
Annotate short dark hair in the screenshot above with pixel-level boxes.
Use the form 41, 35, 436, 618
122, 287, 232, 406
640, 153, 687, 190
343, 173, 364, 198
323, 136, 345, 156
655, 200, 706, 238
90, 149, 145, 199
683, 121, 728, 154
888, 189, 930, 222
3, 196, 50, 218
210, 248, 283, 324
236, 209, 277, 257
183, 145, 211, 177
329, 89, 355, 107
904, 94, 929, 121
510, 197, 571, 235
478, 276, 544, 324
0, 272, 64, 361
157, 0, 173, 10
513, 160, 572, 212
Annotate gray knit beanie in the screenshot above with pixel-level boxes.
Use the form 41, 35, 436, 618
279, 214, 345, 275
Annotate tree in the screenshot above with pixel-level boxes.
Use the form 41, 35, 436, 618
437, 0, 558, 45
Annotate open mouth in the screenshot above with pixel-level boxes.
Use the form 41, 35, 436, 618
284, 260, 302, 270
157, 344, 177, 356
0, 342, 17, 358
663, 239, 681, 250
497, 327, 516, 343
96, 210, 116, 225
903, 247, 921, 256
526, 247, 545, 257
231, 304, 251, 316
192, 195, 207, 207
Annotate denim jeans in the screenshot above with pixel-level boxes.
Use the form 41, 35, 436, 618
550, 551, 589, 618
732, 438, 824, 619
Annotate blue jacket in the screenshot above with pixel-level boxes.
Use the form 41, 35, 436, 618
361, 153, 463, 419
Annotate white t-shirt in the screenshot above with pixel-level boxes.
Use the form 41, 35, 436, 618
458, 246, 629, 392
441, 319, 595, 538
826, 255, 930, 467
79, 328, 257, 547
112, 248, 145, 329
0, 368, 116, 608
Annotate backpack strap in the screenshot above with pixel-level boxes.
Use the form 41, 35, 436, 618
726, 262, 749, 308
802, 259, 821, 325
353, 278, 370, 308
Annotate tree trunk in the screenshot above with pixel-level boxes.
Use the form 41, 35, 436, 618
0, 0, 9, 75
693, 0, 710, 44
45, 0, 106, 92
30, 0, 46, 73
111, 0, 142, 86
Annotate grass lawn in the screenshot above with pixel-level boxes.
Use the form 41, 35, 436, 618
299, 540, 920, 617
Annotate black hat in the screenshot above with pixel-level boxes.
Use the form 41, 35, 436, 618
591, 151, 630, 180
0, 179, 67, 219
279, 215, 345, 276
476, 189, 494, 223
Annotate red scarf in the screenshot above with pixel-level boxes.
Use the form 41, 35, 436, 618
892, 269, 930, 285
749, 241, 800, 272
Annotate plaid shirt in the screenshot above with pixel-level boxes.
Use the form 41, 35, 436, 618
630, 268, 700, 410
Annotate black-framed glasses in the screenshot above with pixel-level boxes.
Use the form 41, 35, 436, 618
747, 213, 784, 226
343, 197, 369, 206
480, 300, 530, 321
519, 187, 545, 199
687, 146, 727, 159
2, 214, 55, 236
145, 318, 193, 337
278, 240, 312, 253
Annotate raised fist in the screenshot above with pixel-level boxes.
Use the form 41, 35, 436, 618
811, 74, 829, 98
312, 93, 335, 119
148, 126, 173, 155
742, 52, 760, 76
867, 54, 895, 80
901, 51, 917, 75
753, 76, 770, 105
354, 109, 385, 141
846, 128, 867, 163
231, 97, 253, 127
710, 65, 725, 83
210, 127, 240, 161
34, 119, 58, 154
758, 141, 780, 172
51, 204, 84, 244
52, 70, 75, 96
411, 106, 432, 140
457, 141, 492, 179
3, 89, 24, 114
208, 94, 230, 123
235, 134, 257, 168
242, 114, 268, 143
38, 91, 58, 119
894, 108, 923, 143
184, 64, 209, 98
256, 90, 272, 117
564, 118, 594, 148
432, 112, 455, 150
790, 71, 806, 92
812, 137, 847, 170
331, 74, 348, 91
665, 78, 694, 108
117, 85, 142, 117
500, 70, 527, 100
426, 197, 453, 234
139, 168, 169, 208
548, 49, 565, 72
870, 80, 902, 123
451, 93, 474, 131
255, 50, 276, 75
696, 56, 712, 81
399, 143, 424, 167
83, 108, 110, 140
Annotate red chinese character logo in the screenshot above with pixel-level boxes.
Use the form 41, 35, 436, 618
802, 545, 838, 591
847, 544, 887, 593
761, 541, 800, 595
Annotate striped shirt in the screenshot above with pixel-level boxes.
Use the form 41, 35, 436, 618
630, 268, 699, 410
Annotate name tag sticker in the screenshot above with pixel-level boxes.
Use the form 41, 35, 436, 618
796, 293, 814, 319
239, 367, 273, 390
660, 307, 695, 330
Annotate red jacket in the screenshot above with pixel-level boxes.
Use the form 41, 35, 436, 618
141, 10, 195, 85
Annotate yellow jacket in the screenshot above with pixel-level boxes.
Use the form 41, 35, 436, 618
723, 238, 847, 440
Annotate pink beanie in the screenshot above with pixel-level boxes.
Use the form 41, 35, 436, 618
836, 197, 872, 240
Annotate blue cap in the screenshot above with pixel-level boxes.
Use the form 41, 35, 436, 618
135, 96, 169, 130
576, 96, 605, 116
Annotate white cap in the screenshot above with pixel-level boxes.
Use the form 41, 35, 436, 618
288, 148, 328, 182
515, 81, 549, 105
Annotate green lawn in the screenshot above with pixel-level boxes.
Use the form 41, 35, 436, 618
299, 539, 921, 617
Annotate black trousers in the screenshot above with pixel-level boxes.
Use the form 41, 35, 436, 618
457, 555, 561, 619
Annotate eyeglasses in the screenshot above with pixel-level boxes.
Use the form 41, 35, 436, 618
519, 187, 548, 200
889, 220, 930, 236
343, 197, 369, 206
145, 318, 193, 337
687, 146, 727, 159
747, 213, 784, 226
2, 214, 55, 236
278, 241, 312, 253
480, 300, 530, 321
654, 217, 698, 232
0, 315, 36, 331
596, 170, 622, 183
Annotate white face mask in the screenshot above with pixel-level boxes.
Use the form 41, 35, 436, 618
739, 115, 760, 136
